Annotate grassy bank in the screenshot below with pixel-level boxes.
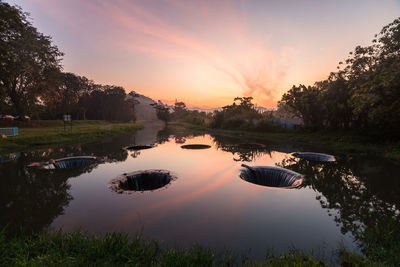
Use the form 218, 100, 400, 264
169, 122, 400, 164
0, 120, 143, 154
0, 230, 329, 266
0, 229, 394, 266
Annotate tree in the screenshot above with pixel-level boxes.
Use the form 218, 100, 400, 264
348, 18, 400, 135
151, 101, 170, 123
42, 72, 95, 119
279, 85, 325, 129
78, 85, 135, 122
233, 96, 255, 111
278, 17, 400, 136
0, 1, 63, 116
210, 97, 263, 129
317, 73, 352, 129
174, 100, 186, 113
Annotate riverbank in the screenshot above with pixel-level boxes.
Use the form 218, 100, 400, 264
0, 120, 143, 154
0, 229, 392, 266
0, 230, 335, 266
168, 122, 400, 164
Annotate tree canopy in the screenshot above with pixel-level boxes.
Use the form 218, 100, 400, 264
0, 1, 136, 121
0, 1, 63, 116
279, 17, 400, 137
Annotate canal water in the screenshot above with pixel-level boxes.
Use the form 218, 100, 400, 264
1, 126, 399, 261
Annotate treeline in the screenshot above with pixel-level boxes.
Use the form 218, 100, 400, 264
0, 2, 135, 121
41, 73, 135, 121
279, 18, 400, 137
156, 97, 278, 131
209, 97, 275, 131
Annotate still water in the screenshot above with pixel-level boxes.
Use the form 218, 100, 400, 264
1, 126, 400, 260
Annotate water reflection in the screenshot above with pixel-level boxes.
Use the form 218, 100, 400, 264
0, 152, 21, 163
1, 125, 399, 261
0, 156, 72, 235
0, 132, 143, 234
212, 135, 272, 162
279, 156, 400, 247
156, 127, 204, 145
124, 145, 154, 151
181, 144, 211, 149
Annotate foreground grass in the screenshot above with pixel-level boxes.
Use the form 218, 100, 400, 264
0, 230, 329, 266
0, 120, 143, 153
1, 229, 396, 266
169, 122, 400, 164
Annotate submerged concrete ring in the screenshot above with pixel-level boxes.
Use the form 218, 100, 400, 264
292, 152, 336, 162
124, 145, 154, 151
109, 169, 177, 194
181, 144, 211, 149
239, 164, 304, 189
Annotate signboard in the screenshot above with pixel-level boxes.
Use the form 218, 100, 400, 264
63, 114, 72, 131
63, 114, 72, 122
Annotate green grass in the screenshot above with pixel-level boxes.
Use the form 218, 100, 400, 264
169, 122, 400, 164
0, 120, 143, 153
2, 228, 397, 266
3, 225, 397, 266
0, 230, 327, 266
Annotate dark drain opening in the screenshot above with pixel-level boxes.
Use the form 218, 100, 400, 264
110, 170, 176, 193
181, 144, 211, 149
237, 143, 266, 149
28, 156, 96, 169
240, 164, 303, 188
292, 152, 336, 162
124, 145, 154, 151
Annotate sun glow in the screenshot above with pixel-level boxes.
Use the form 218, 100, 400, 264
12, 0, 400, 108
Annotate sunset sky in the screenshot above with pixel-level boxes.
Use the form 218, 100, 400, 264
7, 0, 400, 108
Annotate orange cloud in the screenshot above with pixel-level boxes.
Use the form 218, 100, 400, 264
90, 0, 293, 107
31, 0, 295, 108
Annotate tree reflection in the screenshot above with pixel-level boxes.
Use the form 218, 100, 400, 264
21, 133, 132, 166
81, 134, 130, 163
0, 131, 161, 235
212, 135, 271, 162
0, 155, 73, 235
156, 127, 204, 145
278, 156, 400, 247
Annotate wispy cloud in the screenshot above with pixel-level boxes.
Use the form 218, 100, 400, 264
32, 0, 294, 107
18, 0, 400, 107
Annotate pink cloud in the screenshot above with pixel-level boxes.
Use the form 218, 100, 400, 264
33, 0, 295, 107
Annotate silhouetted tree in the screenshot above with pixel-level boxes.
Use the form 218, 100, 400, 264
151, 101, 170, 123
279, 17, 400, 137
0, 1, 63, 117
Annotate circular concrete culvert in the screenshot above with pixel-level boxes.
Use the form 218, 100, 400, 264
109, 170, 177, 194
181, 144, 211, 149
237, 143, 266, 149
124, 145, 154, 151
240, 164, 303, 189
292, 152, 336, 162
28, 156, 96, 169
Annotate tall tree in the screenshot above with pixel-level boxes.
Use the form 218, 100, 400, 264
279, 85, 325, 129
0, 1, 63, 116
174, 101, 187, 113
43, 72, 94, 119
279, 17, 400, 136
79, 85, 135, 122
